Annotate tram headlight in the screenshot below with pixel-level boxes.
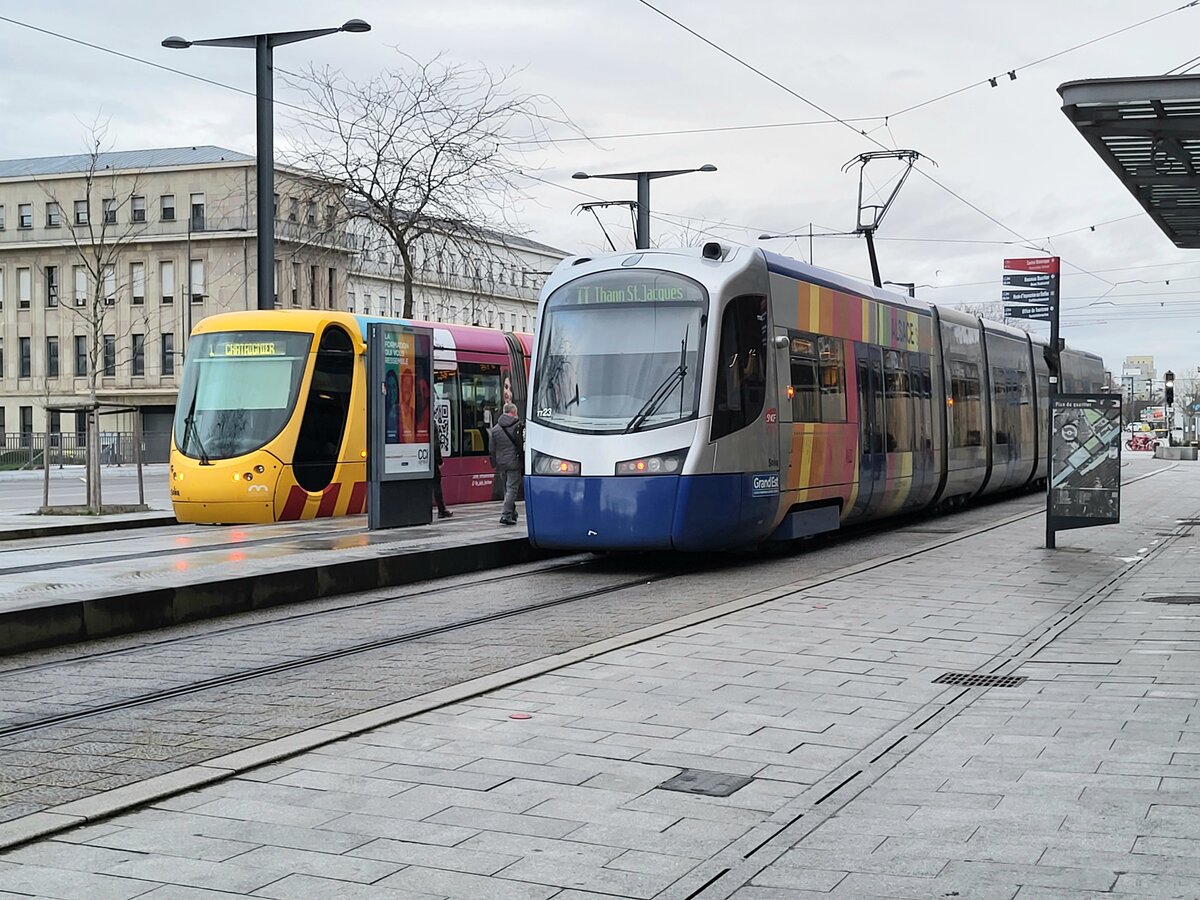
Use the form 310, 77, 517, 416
531, 450, 581, 476
615, 449, 688, 476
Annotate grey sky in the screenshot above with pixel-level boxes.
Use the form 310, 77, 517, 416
4, 1, 1198, 381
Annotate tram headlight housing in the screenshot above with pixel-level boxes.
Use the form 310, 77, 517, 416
531, 450, 581, 476
615, 449, 687, 476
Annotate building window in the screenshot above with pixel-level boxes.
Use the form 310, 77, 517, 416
190, 193, 205, 231
103, 265, 115, 304
18, 267, 31, 309
0, 267, 4, 310
20, 406, 32, 445
0, 406, 5, 436
74, 266, 87, 307
17, 203, 32, 229
46, 202, 61, 227
309, 265, 318, 307
189, 259, 204, 303
74, 410, 86, 446
49, 411, 60, 443
327, 267, 335, 308
325, 204, 336, 225
74, 200, 89, 226
46, 336, 59, 378
0, 204, 5, 229
291, 262, 299, 306
161, 333, 175, 376
103, 334, 115, 376
160, 260, 174, 304
19, 337, 31, 378
131, 195, 146, 223
305, 201, 317, 224
0, 337, 4, 375
103, 198, 117, 225
288, 198, 298, 222
160, 195, 176, 223
45, 266, 58, 307
132, 333, 145, 377
74, 335, 87, 376
273, 193, 279, 219
131, 262, 145, 305
348, 290, 355, 313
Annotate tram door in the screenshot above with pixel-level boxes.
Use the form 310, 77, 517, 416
855, 344, 887, 518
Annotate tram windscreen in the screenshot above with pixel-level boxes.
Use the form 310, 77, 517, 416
533, 271, 707, 433
173, 331, 312, 460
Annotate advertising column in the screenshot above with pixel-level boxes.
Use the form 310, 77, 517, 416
368, 322, 435, 529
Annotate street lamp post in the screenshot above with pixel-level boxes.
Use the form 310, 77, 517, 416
163, 20, 371, 311
572, 165, 716, 249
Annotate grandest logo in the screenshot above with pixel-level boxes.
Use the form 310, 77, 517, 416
751, 474, 779, 494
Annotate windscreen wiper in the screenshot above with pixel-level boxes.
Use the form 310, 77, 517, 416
624, 329, 690, 434
182, 398, 212, 466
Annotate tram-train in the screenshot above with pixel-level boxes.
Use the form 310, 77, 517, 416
524, 244, 1106, 551
170, 310, 531, 524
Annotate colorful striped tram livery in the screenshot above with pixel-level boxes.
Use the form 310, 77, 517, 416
524, 244, 1105, 551
170, 310, 530, 524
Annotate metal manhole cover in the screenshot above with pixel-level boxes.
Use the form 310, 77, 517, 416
933, 672, 1027, 688
1144, 595, 1200, 604
657, 769, 753, 797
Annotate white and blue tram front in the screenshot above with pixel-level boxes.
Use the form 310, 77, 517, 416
525, 247, 781, 551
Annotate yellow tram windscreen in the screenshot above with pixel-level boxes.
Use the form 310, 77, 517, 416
195, 357, 299, 411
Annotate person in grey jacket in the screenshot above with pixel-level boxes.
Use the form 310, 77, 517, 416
489, 402, 523, 525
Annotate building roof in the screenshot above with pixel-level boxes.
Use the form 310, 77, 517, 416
0, 146, 254, 179
1059, 75, 1200, 249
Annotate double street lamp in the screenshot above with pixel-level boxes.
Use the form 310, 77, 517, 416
572, 164, 716, 250
163, 20, 371, 312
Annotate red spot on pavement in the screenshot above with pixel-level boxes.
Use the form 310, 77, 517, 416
509, 713, 532, 720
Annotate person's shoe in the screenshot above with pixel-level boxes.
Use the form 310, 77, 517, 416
438, 509, 453, 518
499, 516, 516, 525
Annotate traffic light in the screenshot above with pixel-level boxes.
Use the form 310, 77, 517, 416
1165, 370, 1175, 405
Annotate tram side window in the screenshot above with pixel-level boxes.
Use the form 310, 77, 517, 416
949, 359, 983, 448
883, 350, 914, 452
818, 336, 847, 422
457, 361, 502, 457
711, 295, 767, 440
788, 334, 819, 422
293, 326, 354, 493
913, 353, 933, 451
434, 370, 460, 456
788, 333, 847, 423
992, 366, 1012, 445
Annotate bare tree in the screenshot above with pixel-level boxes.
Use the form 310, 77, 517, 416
39, 124, 150, 512
285, 52, 574, 318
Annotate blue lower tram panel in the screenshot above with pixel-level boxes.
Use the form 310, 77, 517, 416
525, 474, 782, 551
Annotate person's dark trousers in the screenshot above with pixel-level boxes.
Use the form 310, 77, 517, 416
433, 473, 452, 517
499, 468, 522, 523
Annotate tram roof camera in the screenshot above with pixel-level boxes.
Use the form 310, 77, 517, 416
701, 241, 723, 260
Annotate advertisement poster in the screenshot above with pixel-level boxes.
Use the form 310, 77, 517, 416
1049, 394, 1122, 532
382, 328, 432, 476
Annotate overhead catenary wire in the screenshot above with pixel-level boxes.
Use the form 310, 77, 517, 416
633, 0, 1119, 287
0, 9, 1176, 286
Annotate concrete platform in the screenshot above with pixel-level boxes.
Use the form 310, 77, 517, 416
0, 502, 542, 654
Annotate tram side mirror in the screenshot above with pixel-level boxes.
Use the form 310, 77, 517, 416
702, 241, 723, 260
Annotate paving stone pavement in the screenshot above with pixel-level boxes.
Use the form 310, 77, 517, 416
0, 462, 1195, 899
0, 490, 1039, 826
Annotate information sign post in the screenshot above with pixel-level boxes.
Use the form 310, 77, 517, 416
367, 322, 435, 530
1002, 256, 1063, 548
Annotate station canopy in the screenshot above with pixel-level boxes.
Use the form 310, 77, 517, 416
1060, 75, 1200, 248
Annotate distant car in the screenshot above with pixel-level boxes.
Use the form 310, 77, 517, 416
1124, 421, 1152, 433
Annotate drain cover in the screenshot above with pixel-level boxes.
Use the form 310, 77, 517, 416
1144, 595, 1200, 604
933, 672, 1027, 688
658, 769, 753, 797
